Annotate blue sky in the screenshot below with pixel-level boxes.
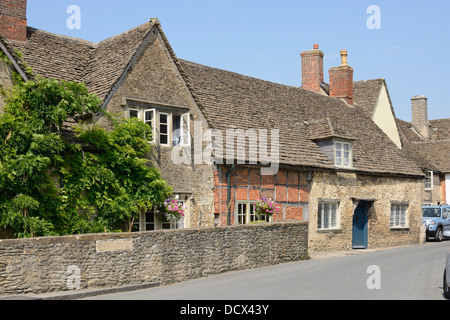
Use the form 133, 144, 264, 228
27, 0, 450, 121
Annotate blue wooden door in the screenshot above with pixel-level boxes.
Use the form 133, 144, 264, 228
352, 201, 368, 249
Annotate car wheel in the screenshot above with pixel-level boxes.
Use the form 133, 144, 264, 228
435, 228, 443, 242
444, 269, 450, 299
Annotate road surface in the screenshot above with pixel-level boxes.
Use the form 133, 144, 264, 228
86, 241, 450, 300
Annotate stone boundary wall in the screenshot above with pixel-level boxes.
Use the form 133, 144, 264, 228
0, 222, 309, 296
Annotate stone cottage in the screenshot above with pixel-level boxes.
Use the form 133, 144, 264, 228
0, 0, 428, 251
396, 96, 449, 206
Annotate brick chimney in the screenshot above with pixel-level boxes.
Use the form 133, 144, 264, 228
329, 50, 354, 105
0, 0, 28, 42
411, 95, 431, 139
300, 44, 324, 93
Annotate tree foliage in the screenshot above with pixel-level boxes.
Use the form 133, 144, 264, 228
0, 75, 172, 238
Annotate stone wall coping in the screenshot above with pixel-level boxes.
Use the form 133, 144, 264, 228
0, 221, 307, 247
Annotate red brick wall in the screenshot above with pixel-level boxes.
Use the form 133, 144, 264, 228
329, 65, 354, 105
300, 47, 324, 93
0, 0, 27, 42
214, 165, 309, 225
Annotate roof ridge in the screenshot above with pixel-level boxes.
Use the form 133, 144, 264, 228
22, 26, 95, 47
93, 20, 155, 47
179, 59, 303, 90
179, 58, 349, 105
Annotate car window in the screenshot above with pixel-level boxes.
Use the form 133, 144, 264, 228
445, 208, 450, 218
423, 208, 440, 217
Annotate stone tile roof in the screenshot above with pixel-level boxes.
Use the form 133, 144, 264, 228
0, 20, 424, 177
180, 60, 423, 177
397, 118, 450, 173
6, 21, 155, 101
353, 79, 384, 115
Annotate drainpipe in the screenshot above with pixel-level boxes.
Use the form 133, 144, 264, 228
226, 164, 236, 226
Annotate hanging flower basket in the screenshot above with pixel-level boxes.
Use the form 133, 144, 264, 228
155, 198, 186, 223
254, 197, 280, 219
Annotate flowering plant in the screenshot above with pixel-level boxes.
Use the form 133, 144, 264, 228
254, 197, 279, 218
156, 198, 185, 222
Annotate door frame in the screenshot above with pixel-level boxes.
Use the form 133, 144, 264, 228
352, 200, 369, 249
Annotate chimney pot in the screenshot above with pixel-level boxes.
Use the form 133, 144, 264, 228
313, 44, 319, 50
340, 50, 348, 66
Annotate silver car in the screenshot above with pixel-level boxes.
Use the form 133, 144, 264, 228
445, 253, 450, 299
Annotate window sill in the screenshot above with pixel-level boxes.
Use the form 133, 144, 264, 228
390, 226, 410, 230
317, 228, 342, 233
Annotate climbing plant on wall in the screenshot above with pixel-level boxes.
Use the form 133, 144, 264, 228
0, 60, 172, 238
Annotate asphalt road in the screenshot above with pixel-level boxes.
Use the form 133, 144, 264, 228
86, 241, 450, 300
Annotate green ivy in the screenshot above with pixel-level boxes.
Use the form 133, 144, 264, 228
0, 74, 172, 238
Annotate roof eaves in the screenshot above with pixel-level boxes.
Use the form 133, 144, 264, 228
0, 33, 31, 82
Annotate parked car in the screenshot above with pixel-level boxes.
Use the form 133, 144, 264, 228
422, 205, 450, 242
444, 252, 450, 299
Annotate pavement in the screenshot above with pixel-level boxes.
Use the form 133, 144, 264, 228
0, 282, 160, 300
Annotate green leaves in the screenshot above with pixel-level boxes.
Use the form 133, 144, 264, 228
0, 76, 171, 238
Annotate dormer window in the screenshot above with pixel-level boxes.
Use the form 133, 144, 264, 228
307, 118, 355, 170
334, 140, 353, 168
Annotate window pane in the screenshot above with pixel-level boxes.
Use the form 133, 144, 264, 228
400, 206, 407, 226
160, 113, 168, 124
181, 113, 190, 146
173, 115, 181, 146
160, 134, 168, 145
129, 110, 139, 118
344, 143, 350, 152
145, 110, 153, 122
318, 203, 323, 229
146, 212, 154, 223
160, 124, 168, 134
323, 203, 330, 229
344, 155, 350, 167
238, 203, 245, 225
390, 206, 395, 227
331, 203, 337, 227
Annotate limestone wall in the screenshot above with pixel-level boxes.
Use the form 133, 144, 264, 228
0, 222, 309, 296
309, 171, 423, 251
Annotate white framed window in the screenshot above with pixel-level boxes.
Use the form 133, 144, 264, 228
318, 201, 339, 230
159, 112, 169, 146
334, 140, 352, 168
126, 107, 189, 147
236, 202, 271, 225
390, 204, 408, 228
425, 171, 433, 190
172, 113, 190, 147
144, 109, 156, 143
